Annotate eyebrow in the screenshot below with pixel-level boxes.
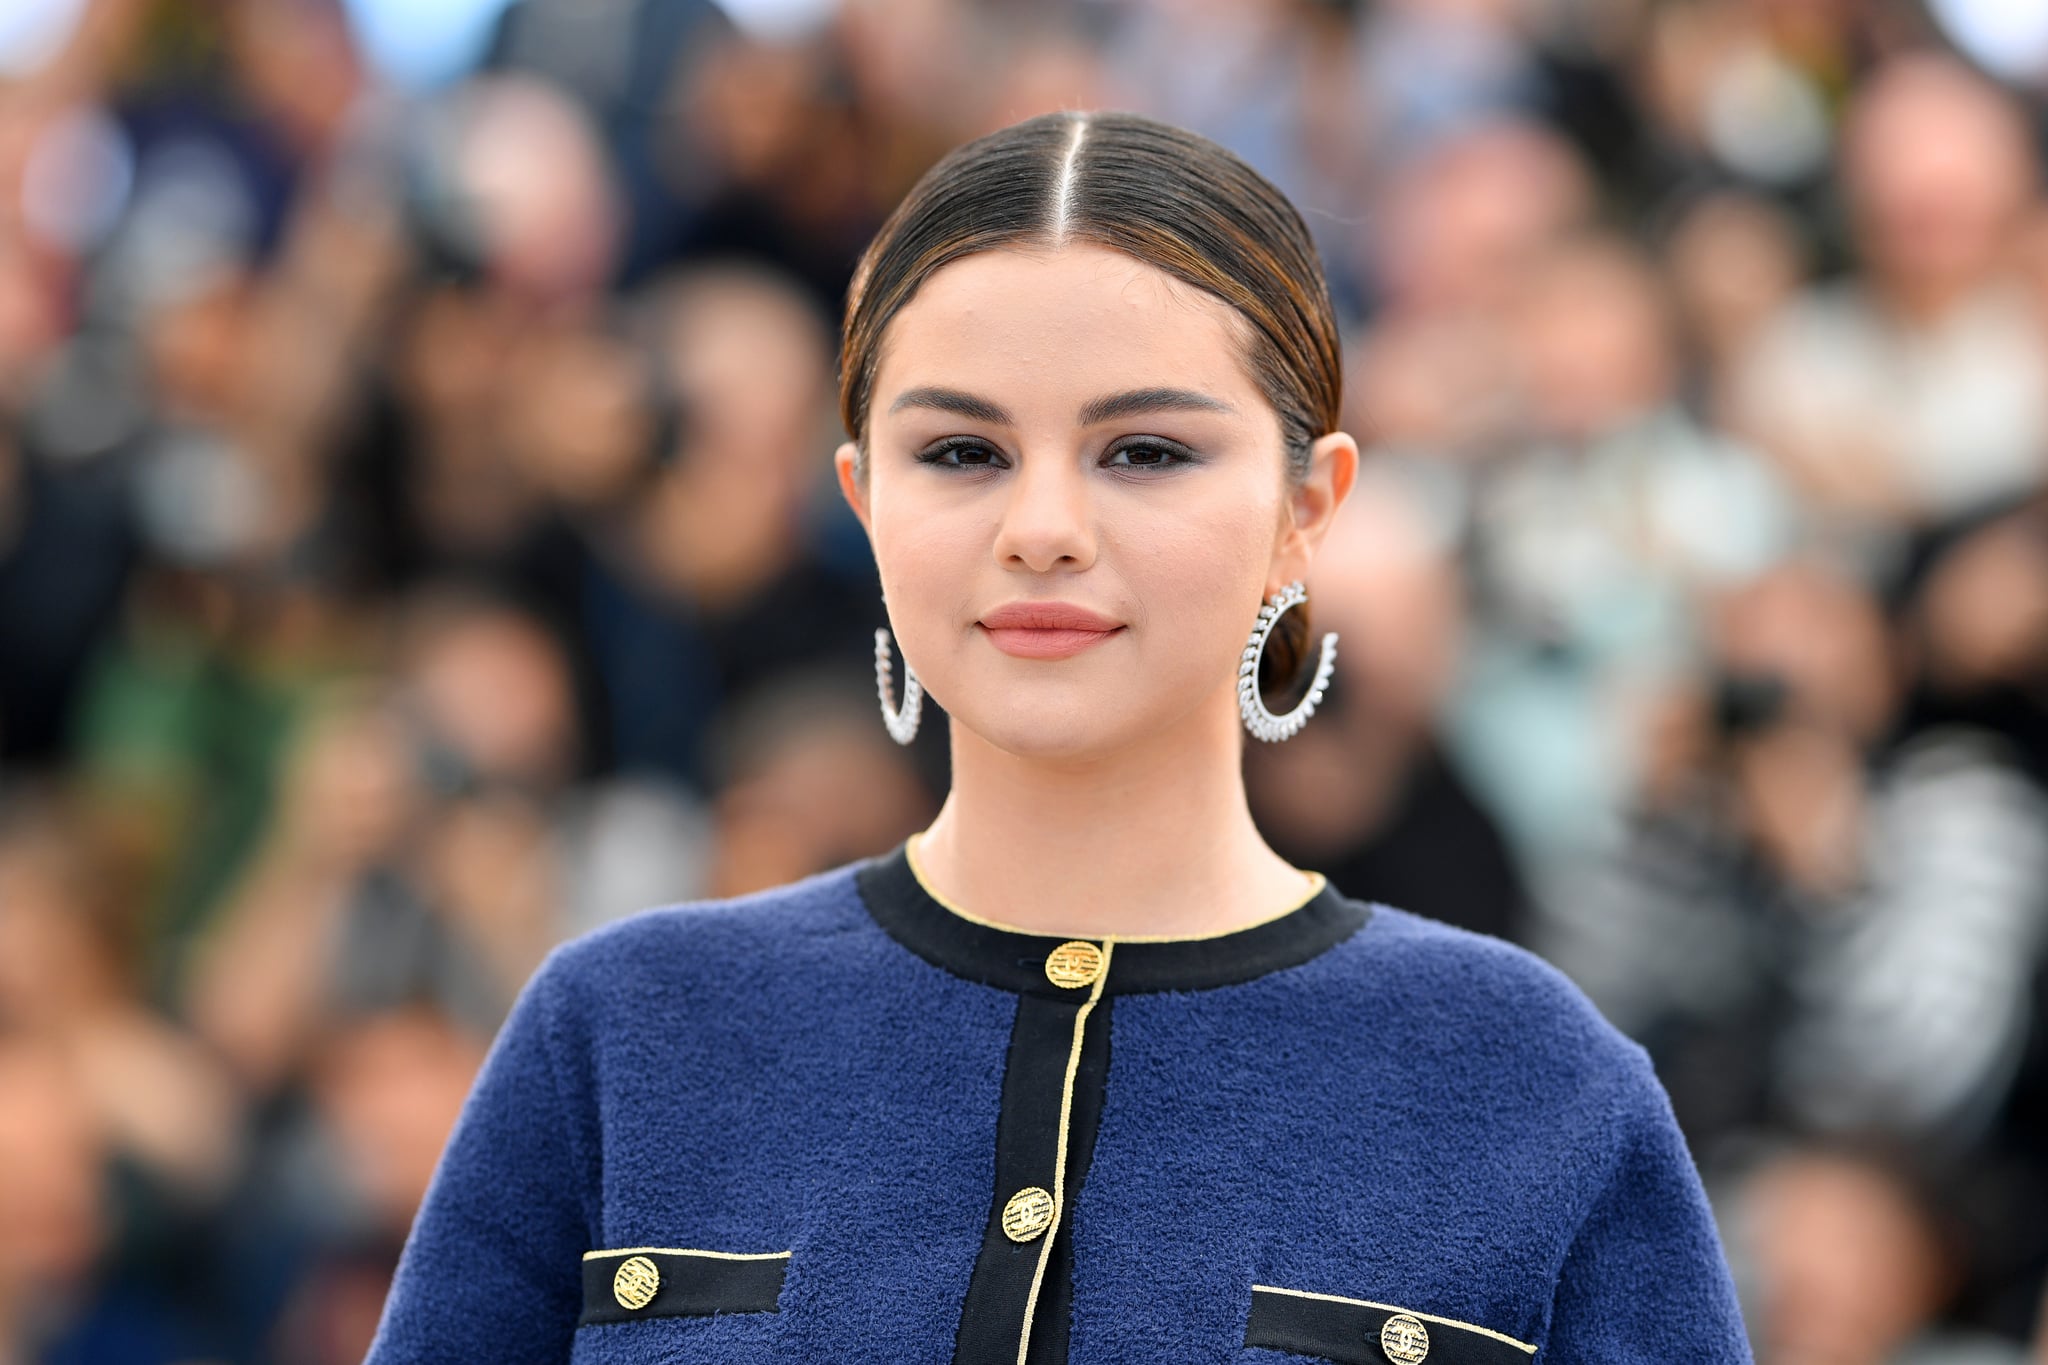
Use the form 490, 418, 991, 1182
885, 385, 1236, 427
888, 386, 1014, 424
1077, 387, 1236, 425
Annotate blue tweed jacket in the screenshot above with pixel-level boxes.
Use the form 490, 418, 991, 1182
366, 843, 1751, 1364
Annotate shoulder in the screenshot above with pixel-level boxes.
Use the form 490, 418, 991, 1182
1343, 902, 1655, 1096
524, 859, 880, 1007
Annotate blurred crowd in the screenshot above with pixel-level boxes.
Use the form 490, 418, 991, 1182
2, 0, 2048, 1360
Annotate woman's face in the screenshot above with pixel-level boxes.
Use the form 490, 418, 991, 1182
838, 242, 1353, 761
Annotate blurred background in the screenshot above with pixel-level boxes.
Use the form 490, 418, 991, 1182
2, 0, 2048, 1360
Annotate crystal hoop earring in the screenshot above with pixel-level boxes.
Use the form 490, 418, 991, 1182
874, 627, 923, 746
1238, 581, 1338, 742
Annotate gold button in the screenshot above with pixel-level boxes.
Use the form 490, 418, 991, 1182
1044, 940, 1104, 989
1001, 1186, 1056, 1242
612, 1255, 661, 1311
1380, 1313, 1430, 1364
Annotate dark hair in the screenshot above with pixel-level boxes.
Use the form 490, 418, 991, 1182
838, 109, 1341, 694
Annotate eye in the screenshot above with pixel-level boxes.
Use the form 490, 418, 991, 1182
916, 437, 1010, 470
1103, 439, 1195, 471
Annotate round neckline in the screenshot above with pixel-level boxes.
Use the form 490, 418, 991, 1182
854, 839, 1369, 997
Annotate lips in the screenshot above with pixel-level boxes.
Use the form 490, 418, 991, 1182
978, 601, 1123, 660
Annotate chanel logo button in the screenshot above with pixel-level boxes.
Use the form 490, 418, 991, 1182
1380, 1312, 1430, 1364
1044, 941, 1105, 989
1001, 1186, 1057, 1242
612, 1255, 661, 1311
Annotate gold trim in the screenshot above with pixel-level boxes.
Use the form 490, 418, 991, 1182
1248, 1285, 1537, 1355
582, 1247, 793, 1262
1013, 940, 1113, 1365
905, 833, 1325, 944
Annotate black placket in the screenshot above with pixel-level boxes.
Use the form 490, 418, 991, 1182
952, 971, 1112, 1365
854, 845, 1369, 1365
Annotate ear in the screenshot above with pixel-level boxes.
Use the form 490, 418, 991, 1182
834, 440, 872, 535
1269, 430, 1359, 591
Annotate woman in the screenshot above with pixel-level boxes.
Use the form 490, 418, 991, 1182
367, 111, 1750, 1364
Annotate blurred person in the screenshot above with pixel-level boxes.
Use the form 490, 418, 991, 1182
1551, 557, 2048, 1150
1662, 190, 1811, 413
1894, 497, 2048, 782
393, 587, 712, 934
369, 110, 1748, 1363
1245, 471, 1532, 941
182, 691, 451, 1092
0, 409, 139, 769
567, 263, 883, 788
1546, 551, 2048, 1357
480, 0, 730, 280
1731, 53, 2048, 562
666, 22, 914, 312
0, 1037, 103, 1363
1332, 119, 1605, 546
498, 317, 663, 518
1734, 1148, 2030, 1365
257, 1006, 486, 1365
0, 1034, 199, 1364
1102, 0, 1360, 230
1633, 0, 1838, 194
1370, 116, 1598, 318
967, 21, 1112, 138
0, 231, 64, 410
706, 675, 936, 898
426, 74, 624, 309
186, 589, 709, 1093
1888, 497, 2048, 1343
381, 278, 540, 571
1346, 307, 1521, 476
1353, 0, 1540, 158
1448, 230, 1795, 863
0, 791, 241, 1199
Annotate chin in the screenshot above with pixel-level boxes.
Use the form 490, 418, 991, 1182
954, 699, 1144, 763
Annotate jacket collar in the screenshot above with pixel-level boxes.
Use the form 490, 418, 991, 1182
854, 837, 1369, 997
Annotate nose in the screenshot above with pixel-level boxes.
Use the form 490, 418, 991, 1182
991, 453, 1097, 574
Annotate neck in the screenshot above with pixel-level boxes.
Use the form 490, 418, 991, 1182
913, 686, 1314, 938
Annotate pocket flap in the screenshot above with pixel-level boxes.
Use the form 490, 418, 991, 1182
1246, 1284, 1536, 1364
579, 1246, 791, 1325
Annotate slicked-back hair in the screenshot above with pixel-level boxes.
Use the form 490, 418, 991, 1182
838, 109, 1342, 695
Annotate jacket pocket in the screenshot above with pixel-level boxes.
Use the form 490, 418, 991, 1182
579, 1246, 791, 1325
1244, 1284, 1536, 1365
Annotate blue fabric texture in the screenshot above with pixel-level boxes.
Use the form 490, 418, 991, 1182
365, 857, 1752, 1363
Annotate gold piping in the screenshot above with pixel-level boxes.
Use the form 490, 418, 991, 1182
905, 832, 1325, 944
582, 1247, 793, 1262
1013, 940, 1113, 1365
1249, 1285, 1537, 1355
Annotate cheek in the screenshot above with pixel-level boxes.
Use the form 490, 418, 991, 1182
867, 480, 985, 635
1107, 484, 1280, 674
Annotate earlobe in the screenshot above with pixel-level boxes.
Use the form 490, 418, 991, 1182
834, 441, 872, 534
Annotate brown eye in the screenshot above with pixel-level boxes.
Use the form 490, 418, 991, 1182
917, 438, 1009, 469
1104, 440, 1194, 470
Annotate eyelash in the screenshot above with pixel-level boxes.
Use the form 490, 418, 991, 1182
913, 436, 1198, 474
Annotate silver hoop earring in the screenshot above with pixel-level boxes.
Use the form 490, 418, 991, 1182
874, 627, 923, 745
1237, 581, 1337, 743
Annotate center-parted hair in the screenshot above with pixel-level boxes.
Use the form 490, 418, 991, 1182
838, 110, 1343, 691
839, 110, 1342, 479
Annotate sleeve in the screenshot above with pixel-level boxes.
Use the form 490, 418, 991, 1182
1545, 1052, 1754, 1363
366, 948, 595, 1363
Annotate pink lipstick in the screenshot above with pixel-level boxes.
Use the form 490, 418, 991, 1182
978, 602, 1124, 660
